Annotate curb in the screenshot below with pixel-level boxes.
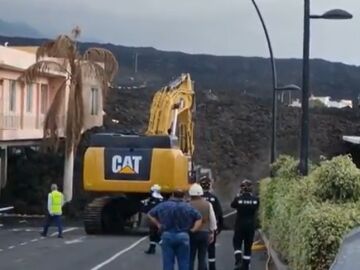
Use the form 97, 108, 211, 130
259, 229, 289, 270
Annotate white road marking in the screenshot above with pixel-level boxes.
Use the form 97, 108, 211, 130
91, 236, 147, 270
223, 210, 236, 218
65, 236, 86, 245
50, 227, 78, 237
1, 227, 79, 252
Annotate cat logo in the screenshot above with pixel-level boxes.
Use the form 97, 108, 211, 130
111, 155, 142, 174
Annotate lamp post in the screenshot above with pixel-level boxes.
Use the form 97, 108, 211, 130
299, 1, 353, 176
250, 0, 301, 164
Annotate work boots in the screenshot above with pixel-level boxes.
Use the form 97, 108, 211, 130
144, 244, 156, 254
233, 253, 242, 270
240, 259, 250, 270
209, 261, 216, 270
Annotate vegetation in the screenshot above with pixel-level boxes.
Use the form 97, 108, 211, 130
260, 155, 360, 270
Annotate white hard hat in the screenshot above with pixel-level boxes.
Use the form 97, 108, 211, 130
51, 184, 58, 191
151, 184, 161, 192
189, 183, 204, 196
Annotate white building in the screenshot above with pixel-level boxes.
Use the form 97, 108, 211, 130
289, 95, 353, 109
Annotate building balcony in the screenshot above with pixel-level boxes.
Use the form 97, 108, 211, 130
0, 114, 65, 141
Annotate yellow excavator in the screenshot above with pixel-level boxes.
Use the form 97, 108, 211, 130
83, 73, 208, 234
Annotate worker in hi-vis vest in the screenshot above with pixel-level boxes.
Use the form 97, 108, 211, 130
41, 184, 64, 238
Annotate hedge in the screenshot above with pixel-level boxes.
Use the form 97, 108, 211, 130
260, 155, 360, 270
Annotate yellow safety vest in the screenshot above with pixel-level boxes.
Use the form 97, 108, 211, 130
50, 191, 63, 215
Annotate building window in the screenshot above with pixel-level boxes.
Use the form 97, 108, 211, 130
9, 80, 16, 112
26, 84, 33, 112
90, 87, 99, 115
40, 84, 48, 114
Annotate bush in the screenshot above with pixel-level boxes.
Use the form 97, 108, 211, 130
311, 155, 360, 203
271, 155, 300, 180
261, 155, 360, 270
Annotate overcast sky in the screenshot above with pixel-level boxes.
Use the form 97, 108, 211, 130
1, 0, 360, 65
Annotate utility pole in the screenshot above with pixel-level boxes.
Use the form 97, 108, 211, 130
134, 53, 138, 74
299, 0, 311, 176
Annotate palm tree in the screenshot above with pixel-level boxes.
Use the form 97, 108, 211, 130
23, 27, 119, 202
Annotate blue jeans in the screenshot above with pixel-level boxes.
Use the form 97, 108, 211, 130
190, 231, 209, 270
161, 231, 190, 270
42, 214, 63, 236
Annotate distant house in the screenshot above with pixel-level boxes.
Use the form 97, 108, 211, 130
289, 95, 353, 109
0, 45, 104, 189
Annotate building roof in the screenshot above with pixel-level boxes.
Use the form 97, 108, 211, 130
343, 136, 360, 145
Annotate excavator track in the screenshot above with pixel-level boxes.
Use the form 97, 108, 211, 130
84, 197, 110, 234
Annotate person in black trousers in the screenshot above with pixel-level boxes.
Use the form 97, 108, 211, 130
231, 179, 259, 270
143, 184, 164, 254
199, 176, 224, 270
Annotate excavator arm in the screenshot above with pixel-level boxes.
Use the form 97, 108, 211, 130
146, 73, 195, 157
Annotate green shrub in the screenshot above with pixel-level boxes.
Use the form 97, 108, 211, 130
271, 155, 300, 180
260, 155, 360, 270
289, 202, 360, 270
311, 155, 360, 203
259, 178, 274, 232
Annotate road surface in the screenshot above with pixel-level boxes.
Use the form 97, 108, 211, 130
0, 222, 268, 270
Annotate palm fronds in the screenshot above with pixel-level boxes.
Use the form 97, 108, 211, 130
22, 61, 69, 83
36, 35, 77, 61
43, 79, 67, 150
64, 68, 84, 155
83, 48, 119, 81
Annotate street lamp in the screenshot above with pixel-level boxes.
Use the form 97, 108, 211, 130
250, 0, 301, 165
276, 85, 302, 92
300, 2, 353, 176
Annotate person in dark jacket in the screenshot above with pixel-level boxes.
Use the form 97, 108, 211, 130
143, 184, 164, 254
199, 176, 224, 270
231, 179, 259, 270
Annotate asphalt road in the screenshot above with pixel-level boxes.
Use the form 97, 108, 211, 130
0, 222, 268, 270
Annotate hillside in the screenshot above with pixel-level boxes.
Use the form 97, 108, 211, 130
102, 88, 360, 206
0, 20, 42, 38
0, 35, 359, 101
1, 86, 359, 214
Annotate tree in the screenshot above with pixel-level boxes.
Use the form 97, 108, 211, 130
23, 27, 119, 202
